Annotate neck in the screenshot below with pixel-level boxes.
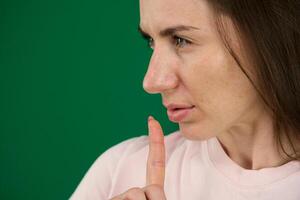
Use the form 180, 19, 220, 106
217, 111, 299, 170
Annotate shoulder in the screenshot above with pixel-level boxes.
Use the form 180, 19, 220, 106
105, 130, 206, 196
70, 130, 206, 199
83, 130, 187, 178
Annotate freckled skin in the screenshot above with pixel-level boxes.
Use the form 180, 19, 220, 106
139, 0, 289, 169
140, 0, 259, 140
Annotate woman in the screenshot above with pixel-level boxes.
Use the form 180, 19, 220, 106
71, 0, 300, 199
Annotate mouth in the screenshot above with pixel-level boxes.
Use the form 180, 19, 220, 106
167, 106, 195, 122
171, 106, 194, 111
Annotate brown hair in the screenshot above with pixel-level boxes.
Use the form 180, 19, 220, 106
207, 0, 300, 162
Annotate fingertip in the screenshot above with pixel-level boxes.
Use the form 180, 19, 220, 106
148, 115, 154, 122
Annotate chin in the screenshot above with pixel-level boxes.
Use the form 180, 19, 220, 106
178, 122, 215, 141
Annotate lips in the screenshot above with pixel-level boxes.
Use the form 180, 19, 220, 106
165, 103, 195, 111
164, 103, 195, 122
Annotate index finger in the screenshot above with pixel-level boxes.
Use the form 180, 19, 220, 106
146, 116, 166, 187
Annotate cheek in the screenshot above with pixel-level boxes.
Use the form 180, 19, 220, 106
180, 47, 256, 119
179, 50, 258, 139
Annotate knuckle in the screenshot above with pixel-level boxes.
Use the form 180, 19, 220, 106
127, 187, 142, 193
150, 140, 164, 145
144, 184, 166, 199
123, 187, 144, 198
151, 160, 165, 167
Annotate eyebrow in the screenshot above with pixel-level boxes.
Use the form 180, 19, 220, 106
138, 25, 201, 38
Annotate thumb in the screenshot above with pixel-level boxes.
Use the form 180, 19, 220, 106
146, 115, 166, 188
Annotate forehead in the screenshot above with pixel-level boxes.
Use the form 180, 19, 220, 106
139, 0, 214, 33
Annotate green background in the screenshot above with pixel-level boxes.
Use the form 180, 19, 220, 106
0, 0, 178, 199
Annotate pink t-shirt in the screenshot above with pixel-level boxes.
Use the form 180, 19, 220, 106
70, 130, 300, 200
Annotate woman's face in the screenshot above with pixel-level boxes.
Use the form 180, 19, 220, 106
140, 0, 263, 140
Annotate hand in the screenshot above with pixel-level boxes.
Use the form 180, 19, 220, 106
110, 116, 167, 200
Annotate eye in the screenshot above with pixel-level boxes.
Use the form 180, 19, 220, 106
142, 35, 154, 49
148, 37, 154, 49
173, 35, 191, 48
141, 34, 191, 50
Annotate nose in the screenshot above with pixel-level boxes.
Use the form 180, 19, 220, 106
142, 48, 179, 94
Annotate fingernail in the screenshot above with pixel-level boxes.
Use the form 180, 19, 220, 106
148, 115, 154, 122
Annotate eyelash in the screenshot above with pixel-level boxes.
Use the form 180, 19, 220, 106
143, 35, 192, 49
